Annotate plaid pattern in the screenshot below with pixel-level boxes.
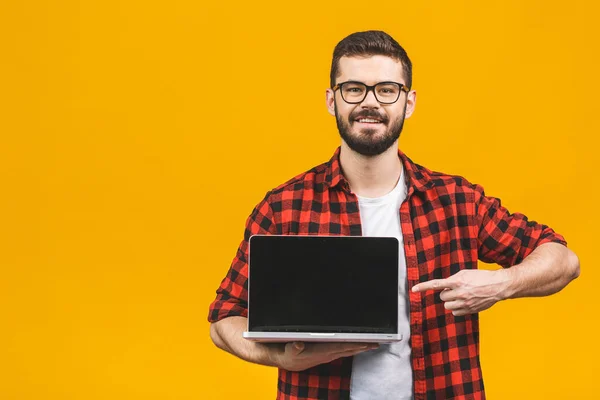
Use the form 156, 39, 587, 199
208, 147, 567, 400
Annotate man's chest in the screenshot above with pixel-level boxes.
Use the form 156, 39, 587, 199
276, 189, 478, 275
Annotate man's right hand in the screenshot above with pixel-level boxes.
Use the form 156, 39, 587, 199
210, 317, 378, 371
268, 342, 379, 372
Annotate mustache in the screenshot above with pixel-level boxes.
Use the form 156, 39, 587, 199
350, 110, 389, 124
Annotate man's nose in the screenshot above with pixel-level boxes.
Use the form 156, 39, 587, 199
360, 88, 380, 108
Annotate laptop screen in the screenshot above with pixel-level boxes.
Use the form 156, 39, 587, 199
248, 235, 399, 333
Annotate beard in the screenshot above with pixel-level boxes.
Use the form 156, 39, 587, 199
335, 103, 407, 157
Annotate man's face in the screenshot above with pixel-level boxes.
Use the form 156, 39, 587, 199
326, 55, 417, 156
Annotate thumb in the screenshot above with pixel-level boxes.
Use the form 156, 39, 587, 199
288, 341, 305, 355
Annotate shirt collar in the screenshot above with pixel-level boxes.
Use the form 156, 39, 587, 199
324, 146, 435, 194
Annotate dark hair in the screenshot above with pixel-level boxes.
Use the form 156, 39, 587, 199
330, 30, 412, 89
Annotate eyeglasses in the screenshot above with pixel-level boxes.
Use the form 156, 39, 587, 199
332, 81, 410, 104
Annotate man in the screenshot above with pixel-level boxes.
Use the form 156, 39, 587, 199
208, 30, 580, 400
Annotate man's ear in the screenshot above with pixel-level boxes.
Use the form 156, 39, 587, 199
326, 88, 336, 116
404, 90, 417, 119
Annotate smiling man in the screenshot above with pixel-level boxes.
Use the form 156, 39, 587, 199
208, 31, 580, 400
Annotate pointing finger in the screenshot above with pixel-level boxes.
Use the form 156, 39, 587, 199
412, 278, 459, 293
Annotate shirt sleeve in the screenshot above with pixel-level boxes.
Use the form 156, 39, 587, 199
473, 183, 567, 268
207, 192, 278, 323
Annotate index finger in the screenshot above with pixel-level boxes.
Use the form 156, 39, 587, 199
412, 278, 458, 293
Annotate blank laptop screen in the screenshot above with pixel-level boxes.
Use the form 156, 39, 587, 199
248, 235, 399, 333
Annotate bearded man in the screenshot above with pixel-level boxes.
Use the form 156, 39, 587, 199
208, 30, 580, 400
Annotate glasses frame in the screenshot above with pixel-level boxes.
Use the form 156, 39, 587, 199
332, 81, 410, 104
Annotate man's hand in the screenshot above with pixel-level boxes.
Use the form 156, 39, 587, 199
268, 342, 379, 372
211, 317, 377, 370
411, 269, 512, 316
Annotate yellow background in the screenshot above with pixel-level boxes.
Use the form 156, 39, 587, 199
1, 1, 598, 399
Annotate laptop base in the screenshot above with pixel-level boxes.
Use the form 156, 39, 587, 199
243, 331, 402, 343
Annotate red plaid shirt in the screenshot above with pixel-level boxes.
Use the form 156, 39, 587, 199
208, 147, 567, 400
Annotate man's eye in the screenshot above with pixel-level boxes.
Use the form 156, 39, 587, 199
378, 87, 398, 94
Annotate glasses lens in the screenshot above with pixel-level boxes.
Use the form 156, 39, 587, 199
375, 83, 401, 103
341, 82, 366, 103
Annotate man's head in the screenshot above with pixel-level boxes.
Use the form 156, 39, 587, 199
326, 31, 416, 157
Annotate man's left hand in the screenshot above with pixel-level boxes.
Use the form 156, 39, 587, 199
411, 269, 513, 316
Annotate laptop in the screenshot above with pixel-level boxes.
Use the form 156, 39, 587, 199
242, 235, 402, 343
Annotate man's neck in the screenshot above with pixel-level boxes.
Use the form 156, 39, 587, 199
339, 141, 403, 198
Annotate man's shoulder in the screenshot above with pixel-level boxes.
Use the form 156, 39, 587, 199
411, 160, 482, 196
267, 160, 330, 197
428, 169, 477, 190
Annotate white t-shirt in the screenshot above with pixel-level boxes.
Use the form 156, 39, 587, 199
349, 166, 413, 400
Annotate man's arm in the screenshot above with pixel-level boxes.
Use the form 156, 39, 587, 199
210, 316, 377, 371
209, 316, 276, 366
412, 183, 580, 315
501, 241, 580, 298
412, 242, 580, 316
208, 194, 376, 370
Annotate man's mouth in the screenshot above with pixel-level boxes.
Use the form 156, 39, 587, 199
355, 117, 384, 124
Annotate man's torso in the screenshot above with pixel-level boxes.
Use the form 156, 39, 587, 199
350, 166, 414, 400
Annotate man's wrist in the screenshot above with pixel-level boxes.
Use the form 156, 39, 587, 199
496, 267, 519, 300
257, 342, 283, 368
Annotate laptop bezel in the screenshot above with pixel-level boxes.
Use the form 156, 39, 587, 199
243, 234, 402, 343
